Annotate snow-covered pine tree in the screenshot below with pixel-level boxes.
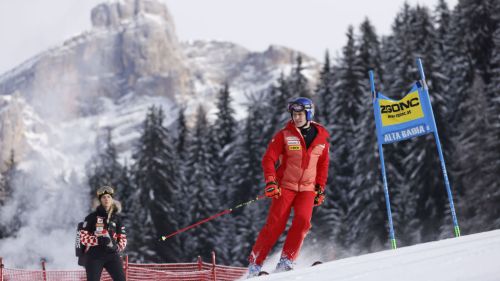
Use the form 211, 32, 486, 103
383, 3, 418, 97
86, 128, 125, 200
395, 5, 452, 244
452, 65, 490, 234
432, 0, 454, 160
445, 0, 497, 236
0, 150, 17, 238
445, 1, 474, 201
263, 74, 293, 141
359, 18, 385, 87
213, 83, 237, 150
288, 55, 312, 99
345, 19, 388, 253
129, 106, 182, 262
210, 83, 238, 264
0, 150, 15, 208
117, 161, 134, 218
309, 51, 338, 260
184, 106, 221, 262
0, 150, 28, 239
446, 4, 474, 131
379, 4, 425, 247
447, 0, 498, 141
226, 93, 270, 265
314, 51, 335, 127
263, 55, 309, 141
169, 105, 193, 260
174, 105, 188, 161
212, 83, 237, 203
481, 3, 500, 229
456, 0, 498, 85
456, 1, 500, 233
320, 26, 366, 254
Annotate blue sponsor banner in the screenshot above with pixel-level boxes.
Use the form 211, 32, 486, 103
373, 82, 436, 144
368, 58, 461, 249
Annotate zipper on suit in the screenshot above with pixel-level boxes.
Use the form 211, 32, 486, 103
296, 127, 308, 192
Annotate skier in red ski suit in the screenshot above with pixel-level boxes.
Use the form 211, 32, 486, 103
248, 97, 330, 277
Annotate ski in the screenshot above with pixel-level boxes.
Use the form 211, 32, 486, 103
252, 261, 322, 277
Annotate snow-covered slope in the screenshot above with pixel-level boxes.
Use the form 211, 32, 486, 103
252, 230, 500, 281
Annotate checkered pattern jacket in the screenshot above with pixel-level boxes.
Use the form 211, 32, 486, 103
80, 204, 127, 256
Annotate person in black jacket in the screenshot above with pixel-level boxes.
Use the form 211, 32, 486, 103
80, 186, 127, 281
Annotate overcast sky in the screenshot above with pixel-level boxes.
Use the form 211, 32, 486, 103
0, 0, 458, 75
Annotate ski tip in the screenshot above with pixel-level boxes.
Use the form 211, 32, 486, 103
311, 261, 323, 266
258, 271, 269, 276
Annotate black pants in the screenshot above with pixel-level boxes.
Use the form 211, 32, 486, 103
85, 254, 126, 281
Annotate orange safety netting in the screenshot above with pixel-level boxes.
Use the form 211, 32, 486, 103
0, 255, 248, 281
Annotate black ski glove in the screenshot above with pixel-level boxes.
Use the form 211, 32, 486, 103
97, 236, 111, 246
106, 242, 119, 253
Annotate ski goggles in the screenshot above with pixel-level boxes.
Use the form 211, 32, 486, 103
96, 186, 114, 197
288, 102, 312, 113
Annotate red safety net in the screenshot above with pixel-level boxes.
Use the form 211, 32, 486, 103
0, 254, 247, 281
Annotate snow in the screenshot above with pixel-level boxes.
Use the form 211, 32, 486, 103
246, 229, 500, 281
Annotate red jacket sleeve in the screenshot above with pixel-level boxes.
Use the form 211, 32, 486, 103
315, 142, 330, 187
262, 131, 285, 181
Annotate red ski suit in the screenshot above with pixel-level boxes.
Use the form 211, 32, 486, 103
249, 121, 330, 266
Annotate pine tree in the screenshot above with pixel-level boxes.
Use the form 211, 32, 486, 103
478, 12, 500, 228
345, 19, 388, 253
129, 106, 182, 262
288, 55, 312, 98
433, 0, 454, 160
212, 83, 237, 201
170, 105, 194, 262
263, 55, 311, 140
184, 106, 221, 262
398, 5, 452, 244
455, 0, 498, 85
226, 94, 270, 265
316, 26, 366, 254
118, 161, 134, 229
452, 68, 490, 234
310, 55, 338, 252
213, 83, 237, 149
210, 83, 238, 263
446, 0, 485, 236
174, 105, 189, 161
0, 150, 17, 238
378, 4, 436, 246
264, 74, 293, 141
359, 18, 385, 86
383, 3, 417, 97
86, 128, 125, 200
444, 3, 475, 221
457, 1, 500, 233
315, 51, 335, 127
0, 151, 15, 208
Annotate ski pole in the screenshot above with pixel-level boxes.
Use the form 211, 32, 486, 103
160, 194, 266, 241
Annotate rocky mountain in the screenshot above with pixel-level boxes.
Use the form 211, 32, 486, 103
0, 0, 319, 167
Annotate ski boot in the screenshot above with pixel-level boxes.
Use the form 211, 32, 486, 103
247, 263, 262, 278
275, 257, 294, 272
